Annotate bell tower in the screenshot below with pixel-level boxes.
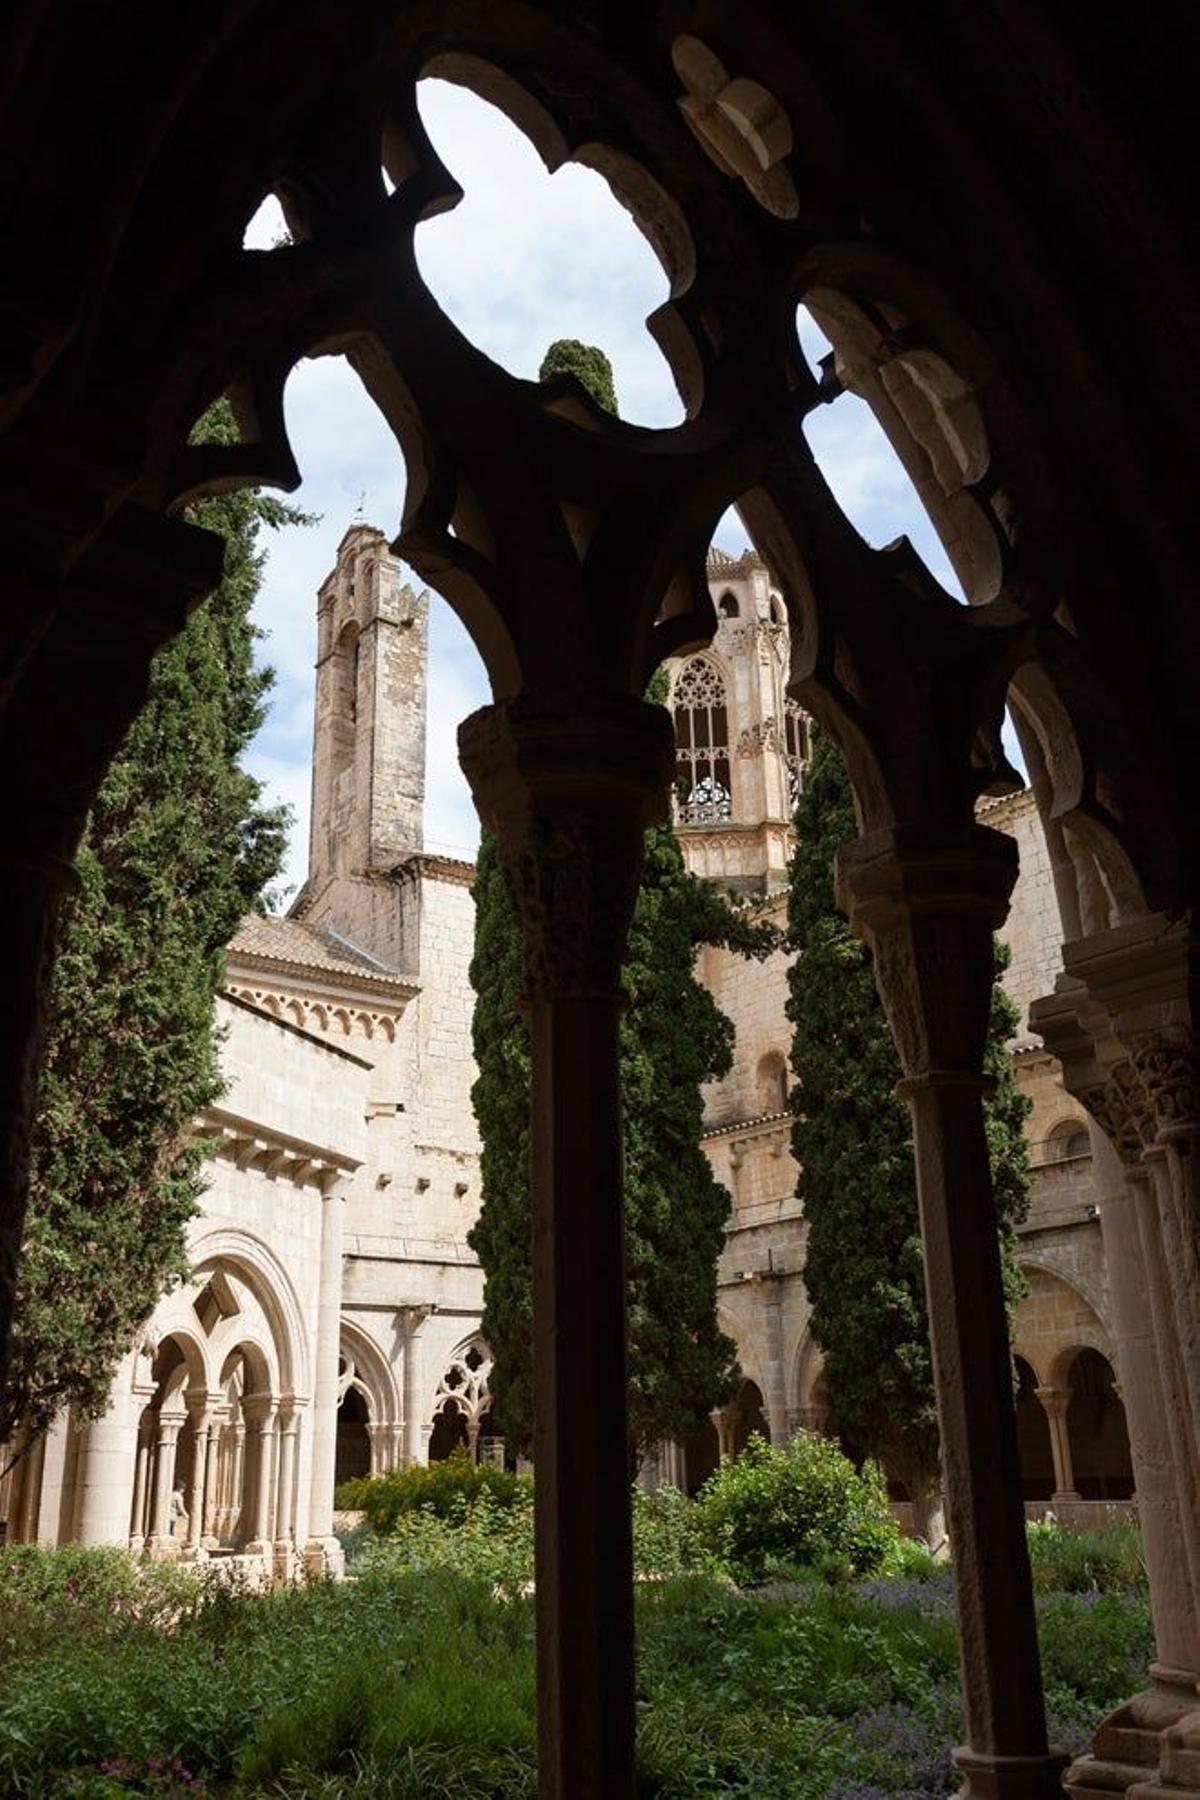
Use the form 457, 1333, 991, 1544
308, 522, 427, 885
668, 548, 808, 895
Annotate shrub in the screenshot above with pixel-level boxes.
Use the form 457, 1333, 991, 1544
354, 1489, 534, 1597
343, 1450, 532, 1536
1026, 1518, 1145, 1595
0, 1543, 205, 1670
632, 1484, 706, 1580
691, 1433, 899, 1584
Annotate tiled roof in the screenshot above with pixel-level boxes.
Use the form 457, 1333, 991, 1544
706, 545, 766, 576
229, 915, 409, 984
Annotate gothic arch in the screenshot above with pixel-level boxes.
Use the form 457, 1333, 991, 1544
428, 1334, 493, 1434
339, 1319, 401, 1431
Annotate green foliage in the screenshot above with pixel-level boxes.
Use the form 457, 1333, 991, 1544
689, 1431, 899, 1585
1026, 1517, 1146, 1595
336, 1451, 531, 1534
538, 338, 618, 416
786, 729, 1031, 1498
3, 402, 302, 1445
468, 352, 777, 1458
0, 1538, 1151, 1795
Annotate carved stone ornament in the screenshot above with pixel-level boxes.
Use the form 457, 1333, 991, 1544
1076, 1065, 1147, 1166
836, 822, 1018, 1081
1129, 1029, 1200, 1139
458, 696, 675, 1002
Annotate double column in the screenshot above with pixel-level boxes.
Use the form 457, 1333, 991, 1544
838, 820, 1067, 1799
460, 693, 673, 1800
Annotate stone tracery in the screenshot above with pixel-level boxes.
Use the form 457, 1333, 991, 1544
0, 8, 1197, 1797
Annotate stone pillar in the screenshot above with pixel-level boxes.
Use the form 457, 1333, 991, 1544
460, 694, 673, 1800
201, 1411, 221, 1546
147, 1416, 182, 1552
129, 1420, 152, 1551
713, 1407, 737, 1463
366, 1421, 387, 1476
244, 1400, 278, 1556
304, 1170, 345, 1577
752, 1269, 789, 1444
75, 1357, 142, 1546
184, 1401, 210, 1558
1034, 1388, 1079, 1502
838, 821, 1066, 1798
399, 1304, 432, 1467
274, 1402, 299, 1578
227, 1422, 246, 1542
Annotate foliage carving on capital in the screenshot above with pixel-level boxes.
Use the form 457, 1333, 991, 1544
835, 826, 1016, 1081
1075, 1064, 1147, 1167
459, 697, 674, 1003
1129, 1029, 1200, 1139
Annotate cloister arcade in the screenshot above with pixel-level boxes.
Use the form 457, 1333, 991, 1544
1, 7, 1197, 1797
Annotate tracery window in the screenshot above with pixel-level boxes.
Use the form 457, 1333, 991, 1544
673, 657, 732, 823
784, 702, 809, 807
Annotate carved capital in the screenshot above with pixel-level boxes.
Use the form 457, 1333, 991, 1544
459, 696, 674, 1001
835, 822, 1017, 1081
1129, 1028, 1200, 1139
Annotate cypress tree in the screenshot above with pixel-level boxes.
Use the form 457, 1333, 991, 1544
1, 403, 300, 1445
786, 728, 1030, 1547
468, 341, 775, 1459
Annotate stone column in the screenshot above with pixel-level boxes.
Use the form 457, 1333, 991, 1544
713, 1407, 737, 1463
75, 1357, 142, 1547
227, 1422, 246, 1542
274, 1402, 299, 1578
304, 1169, 345, 1578
201, 1412, 221, 1547
244, 1400, 278, 1556
460, 694, 673, 1800
752, 1268, 789, 1444
129, 1419, 153, 1551
1034, 1388, 1079, 1501
147, 1415, 182, 1553
399, 1304, 432, 1467
366, 1421, 387, 1475
1033, 976, 1200, 1738
838, 821, 1066, 1798
184, 1402, 210, 1558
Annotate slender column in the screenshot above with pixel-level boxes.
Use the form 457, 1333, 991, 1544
752, 1269, 789, 1444
148, 1416, 182, 1551
129, 1420, 152, 1550
388, 1423, 403, 1472
1034, 1388, 1079, 1501
183, 1401, 211, 1557
245, 1400, 278, 1554
274, 1402, 299, 1575
227, 1423, 246, 1542
399, 1304, 432, 1466
202, 1412, 221, 1545
460, 695, 672, 1800
304, 1170, 345, 1576
839, 822, 1066, 1798
713, 1407, 736, 1463
366, 1421, 386, 1475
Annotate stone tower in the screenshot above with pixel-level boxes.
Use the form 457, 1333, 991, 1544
669, 548, 808, 894
300, 523, 429, 964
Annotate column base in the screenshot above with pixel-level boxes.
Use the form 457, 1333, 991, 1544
953, 1746, 1070, 1798
1067, 1681, 1200, 1796
1125, 1704, 1200, 1797
303, 1537, 345, 1582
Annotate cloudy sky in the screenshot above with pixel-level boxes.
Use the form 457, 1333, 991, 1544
244, 79, 963, 900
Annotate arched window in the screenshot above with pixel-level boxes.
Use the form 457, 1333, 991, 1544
717, 590, 739, 618
673, 657, 732, 823
1048, 1119, 1091, 1162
